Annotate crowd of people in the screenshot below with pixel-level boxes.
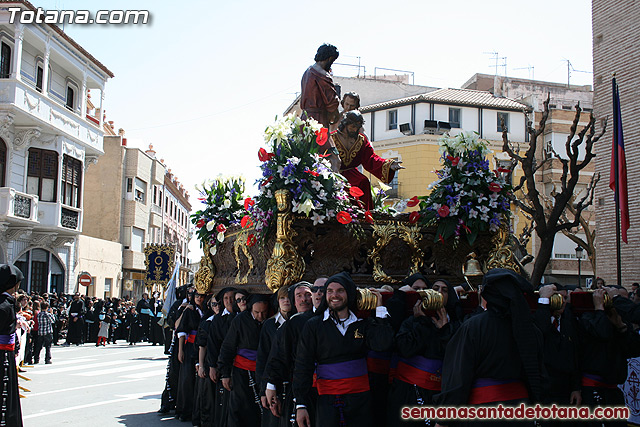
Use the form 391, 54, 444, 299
153, 269, 640, 427
3, 259, 640, 427
9, 289, 168, 367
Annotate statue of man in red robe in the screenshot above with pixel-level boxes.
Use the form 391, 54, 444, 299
331, 111, 404, 210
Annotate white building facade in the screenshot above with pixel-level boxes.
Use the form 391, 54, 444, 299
0, 3, 112, 294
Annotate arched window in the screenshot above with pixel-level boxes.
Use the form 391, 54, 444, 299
0, 137, 6, 187
65, 80, 78, 112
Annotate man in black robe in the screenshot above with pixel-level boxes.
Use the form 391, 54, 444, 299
293, 272, 394, 427
0, 264, 23, 427
149, 291, 164, 346
578, 288, 639, 427
264, 282, 314, 427
84, 299, 98, 343
388, 279, 461, 426
66, 293, 85, 345
534, 284, 581, 427
159, 285, 189, 414
175, 290, 205, 421
256, 286, 291, 427
194, 296, 217, 427
137, 292, 152, 342
435, 269, 544, 427
207, 287, 238, 427
218, 294, 270, 427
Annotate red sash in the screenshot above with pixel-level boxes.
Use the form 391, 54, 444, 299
396, 358, 442, 391
468, 378, 528, 404
582, 374, 618, 389
316, 359, 370, 395
233, 348, 258, 372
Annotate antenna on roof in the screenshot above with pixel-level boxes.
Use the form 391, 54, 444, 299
564, 59, 592, 88
514, 65, 535, 80
484, 51, 507, 76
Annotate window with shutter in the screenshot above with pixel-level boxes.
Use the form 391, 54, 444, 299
61, 155, 82, 207
27, 148, 58, 202
0, 43, 10, 79
0, 137, 5, 187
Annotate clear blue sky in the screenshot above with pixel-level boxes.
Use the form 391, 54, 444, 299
34, 0, 594, 260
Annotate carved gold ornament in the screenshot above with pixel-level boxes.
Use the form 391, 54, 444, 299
485, 220, 521, 273
265, 190, 305, 292
357, 288, 379, 311
194, 251, 215, 295
369, 221, 423, 283
417, 289, 444, 311
233, 228, 255, 284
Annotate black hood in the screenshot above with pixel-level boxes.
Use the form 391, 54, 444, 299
317, 272, 357, 314
0, 264, 23, 293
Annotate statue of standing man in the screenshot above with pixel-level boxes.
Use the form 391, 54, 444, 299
301, 44, 340, 157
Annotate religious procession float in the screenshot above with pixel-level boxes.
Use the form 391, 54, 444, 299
189, 113, 526, 313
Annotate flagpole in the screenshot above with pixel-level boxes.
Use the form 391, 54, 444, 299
613, 75, 622, 287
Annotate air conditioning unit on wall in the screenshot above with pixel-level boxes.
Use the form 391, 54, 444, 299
399, 123, 412, 135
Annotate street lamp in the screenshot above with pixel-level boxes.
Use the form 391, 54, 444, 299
575, 245, 584, 288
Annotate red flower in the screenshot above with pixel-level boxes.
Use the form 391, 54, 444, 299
196, 219, 205, 229
446, 155, 460, 166
258, 148, 274, 162
241, 215, 254, 228
497, 167, 511, 174
409, 211, 420, 224
318, 153, 331, 158
349, 186, 364, 199
246, 234, 256, 247
438, 205, 450, 218
489, 182, 502, 193
337, 211, 352, 225
315, 127, 329, 145
364, 210, 374, 224
216, 224, 226, 233
244, 197, 255, 210
407, 196, 420, 208
304, 169, 320, 177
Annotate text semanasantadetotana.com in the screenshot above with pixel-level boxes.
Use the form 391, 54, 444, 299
401, 404, 630, 421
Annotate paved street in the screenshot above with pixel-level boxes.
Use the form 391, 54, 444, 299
20, 342, 182, 426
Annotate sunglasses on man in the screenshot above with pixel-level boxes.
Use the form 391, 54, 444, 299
311, 286, 324, 293
236, 297, 247, 303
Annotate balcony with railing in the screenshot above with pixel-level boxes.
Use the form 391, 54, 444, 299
37, 202, 82, 233
0, 78, 103, 152
0, 188, 39, 224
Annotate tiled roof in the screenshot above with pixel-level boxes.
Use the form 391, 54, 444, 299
360, 88, 529, 112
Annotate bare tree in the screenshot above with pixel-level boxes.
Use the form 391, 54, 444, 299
502, 96, 605, 286
559, 196, 597, 274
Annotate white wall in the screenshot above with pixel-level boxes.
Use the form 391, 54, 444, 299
482, 110, 526, 142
